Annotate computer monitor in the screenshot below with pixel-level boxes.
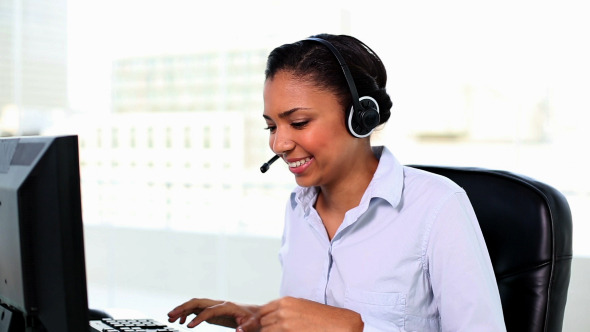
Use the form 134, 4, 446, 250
0, 135, 89, 332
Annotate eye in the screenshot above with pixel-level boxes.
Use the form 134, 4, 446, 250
291, 121, 308, 129
264, 125, 276, 133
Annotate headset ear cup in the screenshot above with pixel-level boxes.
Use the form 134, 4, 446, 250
348, 96, 380, 138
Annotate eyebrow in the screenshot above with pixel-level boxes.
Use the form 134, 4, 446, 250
263, 107, 311, 120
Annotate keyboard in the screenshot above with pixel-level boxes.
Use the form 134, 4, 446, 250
89, 318, 179, 332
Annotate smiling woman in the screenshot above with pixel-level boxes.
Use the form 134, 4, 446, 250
168, 33, 506, 332
3, 0, 589, 330
263, 72, 369, 185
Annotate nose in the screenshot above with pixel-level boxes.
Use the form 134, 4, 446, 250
270, 127, 295, 155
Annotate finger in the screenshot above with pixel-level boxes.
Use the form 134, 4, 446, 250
187, 316, 204, 328
168, 308, 196, 324
168, 300, 195, 319
259, 310, 278, 328
168, 308, 189, 324
167, 307, 181, 320
167, 311, 184, 323
236, 315, 260, 332
186, 312, 209, 328
257, 299, 279, 317
258, 298, 290, 328
168, 298, 221, 321
167, 312, 190, 325
186, 305, 228, 328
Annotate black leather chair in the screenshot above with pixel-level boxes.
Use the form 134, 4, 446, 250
412, 166, 573, 332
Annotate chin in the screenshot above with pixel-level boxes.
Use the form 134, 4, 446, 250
293, 175, 317, 188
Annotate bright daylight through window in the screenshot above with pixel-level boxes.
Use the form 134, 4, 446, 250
1, 1, 588, 331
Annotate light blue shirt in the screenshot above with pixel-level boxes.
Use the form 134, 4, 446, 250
279, 146, 506, 331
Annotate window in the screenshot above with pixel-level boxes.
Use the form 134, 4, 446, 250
2, 1, 588, 330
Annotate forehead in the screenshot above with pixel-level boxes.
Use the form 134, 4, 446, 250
264, 71, 339, 107
262, 84, 345, 129
264, 71, 316, 96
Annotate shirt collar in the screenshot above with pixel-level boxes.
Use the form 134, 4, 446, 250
363, 146, 404, 209
290, 146, 404, 213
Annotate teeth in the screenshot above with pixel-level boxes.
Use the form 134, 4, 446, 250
288, 157, 311, 168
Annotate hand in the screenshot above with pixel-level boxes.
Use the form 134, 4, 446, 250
168, 298, 259, 329
238, 297, 363, 332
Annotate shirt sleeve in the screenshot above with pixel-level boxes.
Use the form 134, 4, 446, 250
425, 191, 506, 332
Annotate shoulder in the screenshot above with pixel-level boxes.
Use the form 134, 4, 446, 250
402, 165, 465, 199
400, 165, 476, 236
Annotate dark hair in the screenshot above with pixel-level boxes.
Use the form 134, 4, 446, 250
265, 33, 392, 126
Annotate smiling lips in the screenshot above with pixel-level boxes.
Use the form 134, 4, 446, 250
286, 157, 313, 174
288, 157, 312, 168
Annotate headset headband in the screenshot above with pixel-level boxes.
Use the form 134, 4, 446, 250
305, 37, 363, 113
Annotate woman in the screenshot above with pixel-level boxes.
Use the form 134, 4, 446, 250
168, 34, 506, 332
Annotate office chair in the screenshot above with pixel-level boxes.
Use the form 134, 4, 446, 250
412, 165, 573, 332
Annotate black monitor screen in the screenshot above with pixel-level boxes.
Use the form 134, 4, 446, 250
0, 135, 89, 332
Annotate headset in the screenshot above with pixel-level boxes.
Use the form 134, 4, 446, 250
306, 37, 380, 138
261, 36, 381, 173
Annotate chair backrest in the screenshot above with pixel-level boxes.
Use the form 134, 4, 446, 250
412, 165, 573, 332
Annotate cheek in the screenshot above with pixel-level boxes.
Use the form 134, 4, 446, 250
310, 131, 333, 150
305, 124, 350, 153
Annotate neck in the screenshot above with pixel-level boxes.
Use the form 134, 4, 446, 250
316, 146, 379, 219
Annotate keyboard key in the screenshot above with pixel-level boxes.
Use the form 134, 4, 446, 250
92, 318, 178, 332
